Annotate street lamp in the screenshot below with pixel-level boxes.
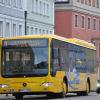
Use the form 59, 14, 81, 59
24, 11, 27, 35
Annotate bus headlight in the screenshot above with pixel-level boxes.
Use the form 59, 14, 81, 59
41, 82, 53, 87
97, 83, 100, 87
0, 84, 9, 88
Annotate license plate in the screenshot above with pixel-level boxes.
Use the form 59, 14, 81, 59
19, 89, 30, 92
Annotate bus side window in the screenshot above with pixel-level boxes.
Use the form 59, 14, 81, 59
52, 48, 60, 71
60, 49, 68, 71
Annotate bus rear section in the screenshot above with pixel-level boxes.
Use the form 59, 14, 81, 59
50, 38, 97, 95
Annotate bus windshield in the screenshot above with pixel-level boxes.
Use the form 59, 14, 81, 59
2, 39, 48, 78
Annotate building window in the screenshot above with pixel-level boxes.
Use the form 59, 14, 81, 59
88, 17, 91, 29
32, 0, 34, 12
0, 0, 4, 4
46, 30, 48, 34
13, 24, 16, 36
18, 25, 22, 36
33, 0, 38, 13
12, 0, 17, 7
43, 30, 45, 34
41, 2, 44, 15
46, 4, 49, 16
93, 19, 96, 30
36, 0, 38, 12
99, 43, 100, 57
85, 0, 88, 5
50, 31, 52, 34
82, 16, 85, 28
39, 29, 41, 34
6, 0, 10, 6
31, 27, 34, 34
43, 2, 45, 15
0, 21, 3, 37
81, 0, 84, 4
18, 0, 22, 9
35, 28, 38, 34
96, 0, 99, 8
77, 0, 80, 2
88, 0, 91, 6
99, 20, 100, 31
74, 15, 78, 27
26, 26, 29, 35
5, 22, 10, 37
39, 1, 42, 14
92, 0, 96, 7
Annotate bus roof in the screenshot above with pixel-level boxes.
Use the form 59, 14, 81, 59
66, 38, 96, 50
3, 34, 96, 50
52, 35, 96, 50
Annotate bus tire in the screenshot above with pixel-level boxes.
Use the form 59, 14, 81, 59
46, 93, 55, 99
13, 93, 23, 99
77, 92, 83, 96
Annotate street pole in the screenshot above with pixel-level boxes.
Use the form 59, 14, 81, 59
24, 11, 27, 35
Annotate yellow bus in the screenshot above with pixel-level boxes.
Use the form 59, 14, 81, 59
0, 35, 98, 99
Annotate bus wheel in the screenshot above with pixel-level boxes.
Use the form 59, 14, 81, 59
46, 93, 54, 99
59, 80, 67, 98
77, 92, 83, 96
13, 93, 23, 99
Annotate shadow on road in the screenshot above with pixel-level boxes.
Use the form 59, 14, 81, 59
0, 92, 98, 100
13, 94, 78, 100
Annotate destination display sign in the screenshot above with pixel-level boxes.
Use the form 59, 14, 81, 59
3, 39, 48, 47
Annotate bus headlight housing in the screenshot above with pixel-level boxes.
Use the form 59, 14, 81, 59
41, 82, 53, 87
0, 84, 9, 88
97, 83, 100, 87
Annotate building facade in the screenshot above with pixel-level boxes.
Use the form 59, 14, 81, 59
0, 0, 55, 37
24, 0, 54, 35
55, 0, 100, 78
0, 0, 25, 37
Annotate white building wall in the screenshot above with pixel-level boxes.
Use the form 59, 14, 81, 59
0, 0, 55, 37
0, 0, 25, 37
24, 0, 54, 35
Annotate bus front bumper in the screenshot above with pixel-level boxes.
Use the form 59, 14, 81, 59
0, 82, 62, 94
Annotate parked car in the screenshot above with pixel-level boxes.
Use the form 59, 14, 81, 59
96, 80, 100, 94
